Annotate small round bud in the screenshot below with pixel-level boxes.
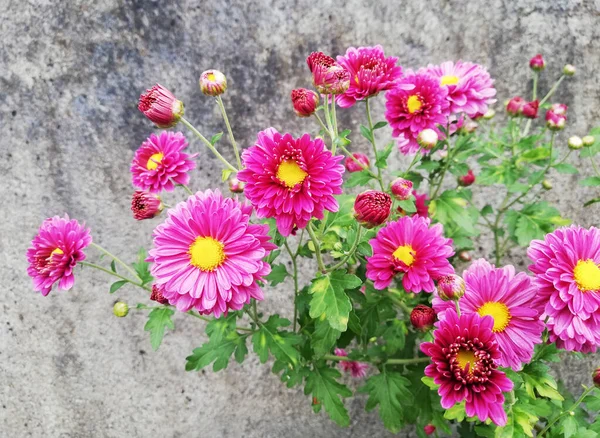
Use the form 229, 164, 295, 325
199, 70, 227, 96
593, 367, 600, 388
458, 170, 476, 187
344, 153, 370, 173
542, 179, 552, 190
437, 274, 466, 301
569, 411, 575, 416
291, 88, 319, 117
228, 177, 245, 193
563, 64, 576, 76
483, 109, 496, 120
529, 54, 546, 72
458, 250, 471, 262
506, 96, 525, 116
113, 302, 129, 317
410, 305, 436, 331
417, 129, 439, 150
390, 178, 414, 201
522, 100, 540, 119
568, 136, 584, 150
583, 135, 595, 147
424, 424, 436, 436
353, 190, 392, 229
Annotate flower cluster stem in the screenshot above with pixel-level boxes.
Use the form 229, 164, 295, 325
284, 240, 300, 331
90, 243, 141, 282
79, 261, 150, 291
365, 98, 385, 190
307, 222, 326, 273
215, 95, 242, 169
180, 117, 237, 172
322, 354, 429, 366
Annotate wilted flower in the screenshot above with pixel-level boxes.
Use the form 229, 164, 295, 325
334, 348, 369, 378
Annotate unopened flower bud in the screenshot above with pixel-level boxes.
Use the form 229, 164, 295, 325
344, 153, 370, 173
458, 170, 476, 187
319, 64, 350, 95
593, 367, 600, 388
542, 179, 552, 190
522, 100, 539, 119
228, 177, 245, 193
138, 84, 184, 128
529, 54, 545, 72
424, 424, 436, 436
437, 274, 466, 301
131, 191, 163, 220
483, 109, 496, 120
113, 302, 129, 317
545, 110, 566, 131
462, 121, 478, 134
291, 88, 319, 117
410, 305, 436, 331
417, 129, 439, 150
568, 136, 584, 150
199, 70, 227, 96
583, 136, 595, 147
458, 250, 471, 262
390, 178, 414, 201
506, 96, 525, 116
150, 284, 170, 305
550, 103, 568, 116
353, 190, 392, 229
563, 64, 576, 76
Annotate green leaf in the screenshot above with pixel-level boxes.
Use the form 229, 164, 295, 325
373, 121, 388, 130
109, 280, 128, 294
375, 142, 394, 169
382, 320, 406, 354
305, 364, 352, 427
221, 168, 233, 182
266, 263, 289, 286
252, 315, 302, 367
334, 129, 352, 148
517, 147, 551, 165
505, 202, 569, 247
308, 271, 360, 331
430, 190, 477, 234
444, 401, 466, 422
584, 197, 600, 207
580, 177, 600, 187
210, 132, 224, 145
132, 248, 153, 285
359, 370, 413, 433
554, 163, 579, 174
397, 199, 417, 213
311, 319, 341, 357
357, 241, 373, 257
144, 307, 175, 351
345, 170, 374, 188
360, 124, 374, 143
561, 415, 579, 438
110, 260, 117, 273
520, 362, 564, 401
481, 205, 493, 216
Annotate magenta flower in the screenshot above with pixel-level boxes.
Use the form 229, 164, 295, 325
335, 45, 402, 108
421, 310, 513, 426
334, 348, 369, 378
528, 225, 600, 353
27, 215, 92, 296
366, 215, 454, 292
385, 72, 450, 155
306, 52, 350, 95
130, 131, 197, 193
433, 259, 544, 370
149, 189, 276, 317
238, 128, 344, 236
425, 61, 496, 118
138, 84, 184, 128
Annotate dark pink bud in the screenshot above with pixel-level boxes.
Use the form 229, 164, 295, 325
291, 88, 319, 117
228, 177, 245, 193
437, 274, 466, 301
410, 305, 435, 331
424, 424, 436, 435
458, 250, 472, 262
545, 110, 566, 131
506, 96, 525, 116
317, 64, 350, 95
529, 54, 546, 71
521, 100, 539, 119
594, 368, 600, 388
344, 153, 370, 173
307, 51, 335, 73
131, 191, 163, 220
138, 84, 184, 128
458, 169, 475, 187
550, 103, 568, 116
354, 190, 392, 229
390, 178, 414, 201
150, 284, 170, 305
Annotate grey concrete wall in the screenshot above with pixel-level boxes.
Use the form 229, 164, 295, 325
2, 0, 600, 436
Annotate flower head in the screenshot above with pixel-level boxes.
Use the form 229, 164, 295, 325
228, 177, 245, 194
568, 136, 583, 150
421, 310, 513, 426
131, 191, 163, 220
522, 100, 539, 119
238, 128, 344, 236
334, 348, 369, 378
149, 189, 276, 317
437, 274, 466, 301
113, 302, 129, 317
458, 169, 476, 187
385, 72, 450, 155
390, 177, 413, 201
506, 96, 526, 116
530, 54, 546, 71
583, 135, 596, 147
130, 131, 197, 193
410, 304, 436, 331
291, 88, 319, 117
344, 153, 370, 173
199, 70, 227, 96
366, 215, 454, 292
528, 225, 600, 352
138, 84, 184, 128
354, 190, 392, 229
417, 129, 439, 150
563, 64, 576, 76
27, 215, 92, 296
425, 61, 496, 118
335, 45, 402, 108
318, 64, 350, 95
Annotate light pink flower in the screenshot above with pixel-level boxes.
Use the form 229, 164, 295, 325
334, 348, 369, 378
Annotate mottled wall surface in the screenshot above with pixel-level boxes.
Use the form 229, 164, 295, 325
2, 0, 600, 436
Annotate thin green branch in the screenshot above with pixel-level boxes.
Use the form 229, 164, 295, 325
215, 95, 242, 169
180, 117, 237, 172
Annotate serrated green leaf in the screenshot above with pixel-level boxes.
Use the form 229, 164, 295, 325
252, 315, 301, 367
144, 307, 175, 351
430, 190, 477, 234
345, 170, 374, 188
305, 365, 352, 427
309, 271, 360, 331
357, 241, 373, 257
397, 199, 417, 214
580, 177, 600, 187
311, 319, 341, 357
266, 263, 289, 286
375, 142, 393, 169
109, 280, 128, 294
554, 163, 579, 174
132, 248, 153, 285
561, 415, 578, 438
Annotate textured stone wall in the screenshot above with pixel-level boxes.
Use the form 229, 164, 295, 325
2, 0, 600, 436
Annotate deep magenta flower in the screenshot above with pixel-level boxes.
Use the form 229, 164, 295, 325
138, 84, 184, 128
410, 304, 436, 331
27, 215, 92, 296
149, 190, 276, 317
421, 310, 513, 426
366, 215, 454, 292
344, 152, 370, 173
458, 169, 476, 187
334, 348, 369, 378
529, 54, 546, 71
385, 71, 450, 155
130, 131, 197, 193
238, 128, 344, 236
131, 191, 163, 220
528, 225, 600, 353
354, 190, 392, 229
425, 61, 496, 118
335, 45, 402, 108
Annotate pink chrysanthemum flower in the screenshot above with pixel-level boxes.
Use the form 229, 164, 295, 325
424, 61, 496, 118
366, 215, 454, 292
238, 128, 344, 236
421, 310, 514, 426
385, 72, 450, 155
27, 215, 92, 296
335, 45, 403, 108
131, 131, 197, 193
138, 84, 184, 128
334, 348, 369, 378
433, 259, 544, 370
527, 225, 600, 353
149, 189, 276, 317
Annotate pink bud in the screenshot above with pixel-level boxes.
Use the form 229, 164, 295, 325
593, 367, 600, 388
354, 190, 392, 229
424, 424, 436, 435
199, 70, 227, 96
410, 305, 435, 331
131, 191, 163, 220
437, 274, 466, 301
458, 169, 475, 187
545, 109, 567, 131
344, 153, 370, 173
529, 54, 545, 71
550, 103, 568, 116
318, 64, 350, 95
458, 250, 472, 262
228, 177, 245, 193
521, 100, 539, 119
138, 84, 184, 128
390, 178, 414, 201
291, 88, 319, 117
506, 96, 525, 116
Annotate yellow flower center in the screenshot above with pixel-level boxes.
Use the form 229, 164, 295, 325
456, 349, 477, 374
406, 95, 422, 113
147, 152, 164, 170
440, 75, 460, 86
50, 248, 64, 257
207, 72, 216, 82
477, 301, 511, 333
276, 160, 308, 188
189, 237, 225, 271
392, 245, 415, 266
354, 75, 359, 84
573, 259, 600, 291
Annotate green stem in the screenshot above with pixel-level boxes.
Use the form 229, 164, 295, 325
430, 138, 453, 200
539, 386, 595, 437
215, 95, 242, 169
322, 94, 334, 134
338, 144, 379, 179
90, 243, 141, 281
326, 225, 362, 272
180, 117, 237, 172
454, 300, 461, 317
532, 71, 539, 101
365, 98, 385, 191
79, 261, 150, 291
314, 113, 331, 139
539, 75, 565, 107
187, 311, 254, 332
331, 99, 339, 153
322, 354, 429, 365
179, 184, 194, 196
403, 148, 424, 176
307, 222, 326, 273
589, 155, 600, 177
284, 240, 300, 332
